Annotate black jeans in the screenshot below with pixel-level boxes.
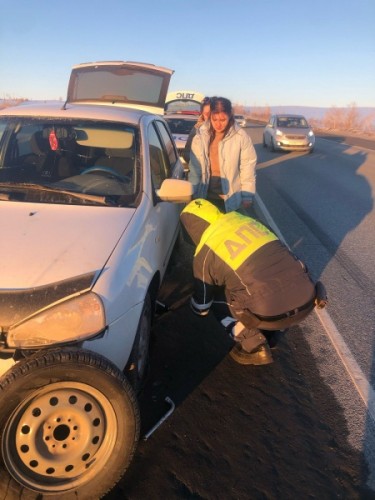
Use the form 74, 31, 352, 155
210, 287, 266, 351
211, 287, 315, 351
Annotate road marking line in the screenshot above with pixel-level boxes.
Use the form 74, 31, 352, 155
255, 193, 375, 423
315, 307, 375, 422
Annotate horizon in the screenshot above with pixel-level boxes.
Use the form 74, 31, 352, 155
2, 98, 374, 130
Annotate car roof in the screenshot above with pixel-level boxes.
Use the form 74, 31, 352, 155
0, 100, 154, 125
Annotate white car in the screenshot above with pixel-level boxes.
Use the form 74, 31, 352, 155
234, 114, 247, 127
164, 112, 198, 169
0, 61, 192, 498
263, 114, 315, 152
164, 89, 205, 114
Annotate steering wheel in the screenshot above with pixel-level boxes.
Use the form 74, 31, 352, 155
80, 166, 131, 183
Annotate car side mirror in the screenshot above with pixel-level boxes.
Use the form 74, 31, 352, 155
156, 178, 193, 203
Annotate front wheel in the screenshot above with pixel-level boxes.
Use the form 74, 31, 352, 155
0, 349, 140, 499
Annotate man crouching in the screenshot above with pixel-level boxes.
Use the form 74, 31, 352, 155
180, 199, 327, 366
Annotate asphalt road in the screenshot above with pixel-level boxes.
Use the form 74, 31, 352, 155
252, 123, 375, 489
315, 130, 375, 152
106, 125, 375, 499
254, 124, 375, 380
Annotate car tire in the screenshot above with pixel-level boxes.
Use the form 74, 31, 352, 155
270, 138, 276, 152
0, 348, 140, 499
262, 135, 267, 148
125, 293, 152, 393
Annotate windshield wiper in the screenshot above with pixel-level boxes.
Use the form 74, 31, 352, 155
0, 182, 111, 205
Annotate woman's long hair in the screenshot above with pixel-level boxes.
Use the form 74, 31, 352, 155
208, 96, 235, 144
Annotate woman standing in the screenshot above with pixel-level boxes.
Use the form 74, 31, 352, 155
183, 96, 211, 164
188, 97, 257, 213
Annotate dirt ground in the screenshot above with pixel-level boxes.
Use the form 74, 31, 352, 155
104, 239, 374, 500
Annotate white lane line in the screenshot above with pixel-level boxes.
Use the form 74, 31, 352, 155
255, 193, 375, 423
315, 307, 375, 423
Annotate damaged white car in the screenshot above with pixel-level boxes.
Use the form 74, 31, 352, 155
0, 61, 192, 498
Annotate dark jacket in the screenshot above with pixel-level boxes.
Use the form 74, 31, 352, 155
180, 199, 316, 319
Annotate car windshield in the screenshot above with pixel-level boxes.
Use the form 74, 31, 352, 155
165, 117, 195, 135
277, 117, 308, 128
0, 118, 140, 207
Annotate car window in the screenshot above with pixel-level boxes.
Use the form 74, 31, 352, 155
0, 122, 6, 143
165, 101, 201, 114
165, 118, 195, 135
277, 117, 308, 128
154, 120, 178, 168
148, 122, 171, 189
0, 118, 139, 207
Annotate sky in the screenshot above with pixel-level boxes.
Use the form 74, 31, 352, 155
1, 0, 374, 109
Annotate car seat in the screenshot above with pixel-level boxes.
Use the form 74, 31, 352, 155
94, 148, 135, 179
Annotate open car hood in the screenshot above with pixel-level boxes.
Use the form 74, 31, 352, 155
66, 61, 174, 114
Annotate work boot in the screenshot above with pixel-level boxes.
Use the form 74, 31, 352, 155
229, 342, 273, 366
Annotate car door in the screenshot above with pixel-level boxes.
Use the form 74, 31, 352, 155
147, 119, 183, 274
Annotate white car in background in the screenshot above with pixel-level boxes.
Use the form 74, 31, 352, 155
164, 89, 205, 115
263, 113, 315, 152
164, 90, 205, 171
164, 112, 197, 170
234, 114, 247, 127
0, 61, 192, 499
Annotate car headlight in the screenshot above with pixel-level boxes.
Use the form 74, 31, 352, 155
276, 129, 283, 137
7, 292, 105, 348
308, 130, 314, 137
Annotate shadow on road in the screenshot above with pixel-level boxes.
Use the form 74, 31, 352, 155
105, 239, 372, 499
251, 121, 375, 494
106, 124, 374, 498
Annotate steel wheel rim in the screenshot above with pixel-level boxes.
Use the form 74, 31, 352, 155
2, 381, 118, 493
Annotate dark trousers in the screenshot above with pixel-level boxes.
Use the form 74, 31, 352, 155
211, 287, 315, 351
211, 288, 266, 351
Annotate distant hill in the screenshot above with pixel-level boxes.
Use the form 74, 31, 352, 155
2, 99, 373, 120
2, 99, 374, 132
